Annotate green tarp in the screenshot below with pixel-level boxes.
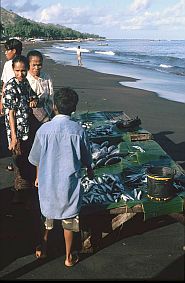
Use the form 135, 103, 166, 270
76, 111, 185, 221
141, 195, 184, 220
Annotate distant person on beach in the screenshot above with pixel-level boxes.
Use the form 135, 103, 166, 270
77, 46, 83, 67
3, 55, 38, 203
0, 38, 23, 115
26, 50, 54, 133
28, 87, 94, 266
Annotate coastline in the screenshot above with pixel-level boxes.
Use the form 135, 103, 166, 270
0, 41, 184, 281
1, 41, 184, 168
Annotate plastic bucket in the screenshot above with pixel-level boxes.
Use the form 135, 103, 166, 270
147, 166, 176, 200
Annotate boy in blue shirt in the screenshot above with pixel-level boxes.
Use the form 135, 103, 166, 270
29, 87, 93, 266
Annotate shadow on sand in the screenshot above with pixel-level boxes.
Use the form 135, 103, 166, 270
0, 186, 79, 279
0, 185, 183, 280
153, 131, 185, 170
153, 254, 185, 281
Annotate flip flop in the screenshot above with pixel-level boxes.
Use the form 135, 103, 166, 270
64, 255, 79, 267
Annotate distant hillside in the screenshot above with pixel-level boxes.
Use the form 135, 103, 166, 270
1, 7, 24, 26
0, 7, 103, 40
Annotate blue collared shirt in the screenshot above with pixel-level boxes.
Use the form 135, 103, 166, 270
28, 114, 92, 219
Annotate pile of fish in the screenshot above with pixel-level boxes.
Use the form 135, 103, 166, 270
124, 167, 147, 188
90, 141, 126, 169
81, 173, 136, 205
81, 174, 148, 205
81, 164, 185, 206
81, 122, 117, 138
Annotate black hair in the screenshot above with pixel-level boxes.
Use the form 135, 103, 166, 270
12, 55, 29, 70
27, 50, 43, 62
54, 87, 79, 115
4, 38, 22, 55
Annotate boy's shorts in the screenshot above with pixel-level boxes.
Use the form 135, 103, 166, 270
43, 215, 80, 232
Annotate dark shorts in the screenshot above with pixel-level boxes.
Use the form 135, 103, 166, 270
43, 215, 80, 232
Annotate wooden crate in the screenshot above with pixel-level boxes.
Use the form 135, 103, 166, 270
79, 204, 142, 253
130, 132, 153, 141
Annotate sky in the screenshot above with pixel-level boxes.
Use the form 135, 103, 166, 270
1, 0, 185, 40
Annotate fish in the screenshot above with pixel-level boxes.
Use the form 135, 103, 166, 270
108, 149, 119, 154
112, 182, 125, 192
106, 193, 114, 202
132, 145, 145, 153
133, 188, 138, 199
98, 184, 109, 193
97, 176, 104, 183
90, 194, 95, 203
100, 141, 109, 148
82, 197, 90, 204
108, 145, 116, 153
105, 157, 122, 166
100, 146, 108, 154
91, 143, 101, 152
95, 157, 107, 167
137, 190, 142, 200
92, 151, 101, 160
124, 193, 134, 200
103, 183, 113, 192
120, 194, 129, 201
108, 152, 125, 159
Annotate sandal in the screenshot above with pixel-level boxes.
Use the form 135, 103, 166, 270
64, 255, 79, 267
35, 243, 47, 259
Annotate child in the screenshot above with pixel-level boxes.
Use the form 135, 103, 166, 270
3, 55, 38, 202
28, 87, 94, 266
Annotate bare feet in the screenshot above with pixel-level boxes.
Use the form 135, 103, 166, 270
35, 244, 47, 259
6, 163, 14, 171
64, 254, 79, 267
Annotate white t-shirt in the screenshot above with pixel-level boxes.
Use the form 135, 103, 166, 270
1, 60, 15, 84
26, 71, 54, 118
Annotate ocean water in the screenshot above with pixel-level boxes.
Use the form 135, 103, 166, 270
39, 39, 185, 104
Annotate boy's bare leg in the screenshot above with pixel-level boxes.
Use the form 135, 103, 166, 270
64, 229, 79, 267
64, 229, 73, 264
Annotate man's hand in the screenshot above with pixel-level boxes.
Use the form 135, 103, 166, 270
35, 177, 38, 188
29, 98, 38, 108
0, 95, 4, 115
9, 137, 18, 151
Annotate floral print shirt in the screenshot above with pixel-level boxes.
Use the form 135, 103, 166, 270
3, 77, 37, 143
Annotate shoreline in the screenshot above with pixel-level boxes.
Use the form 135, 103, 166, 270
0, 41, 185, 168
32, 40, 185, 105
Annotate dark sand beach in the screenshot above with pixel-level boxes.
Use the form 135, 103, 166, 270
0, 41, 184, 280
22, 41, 185, 168
1, 41, 185, 167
